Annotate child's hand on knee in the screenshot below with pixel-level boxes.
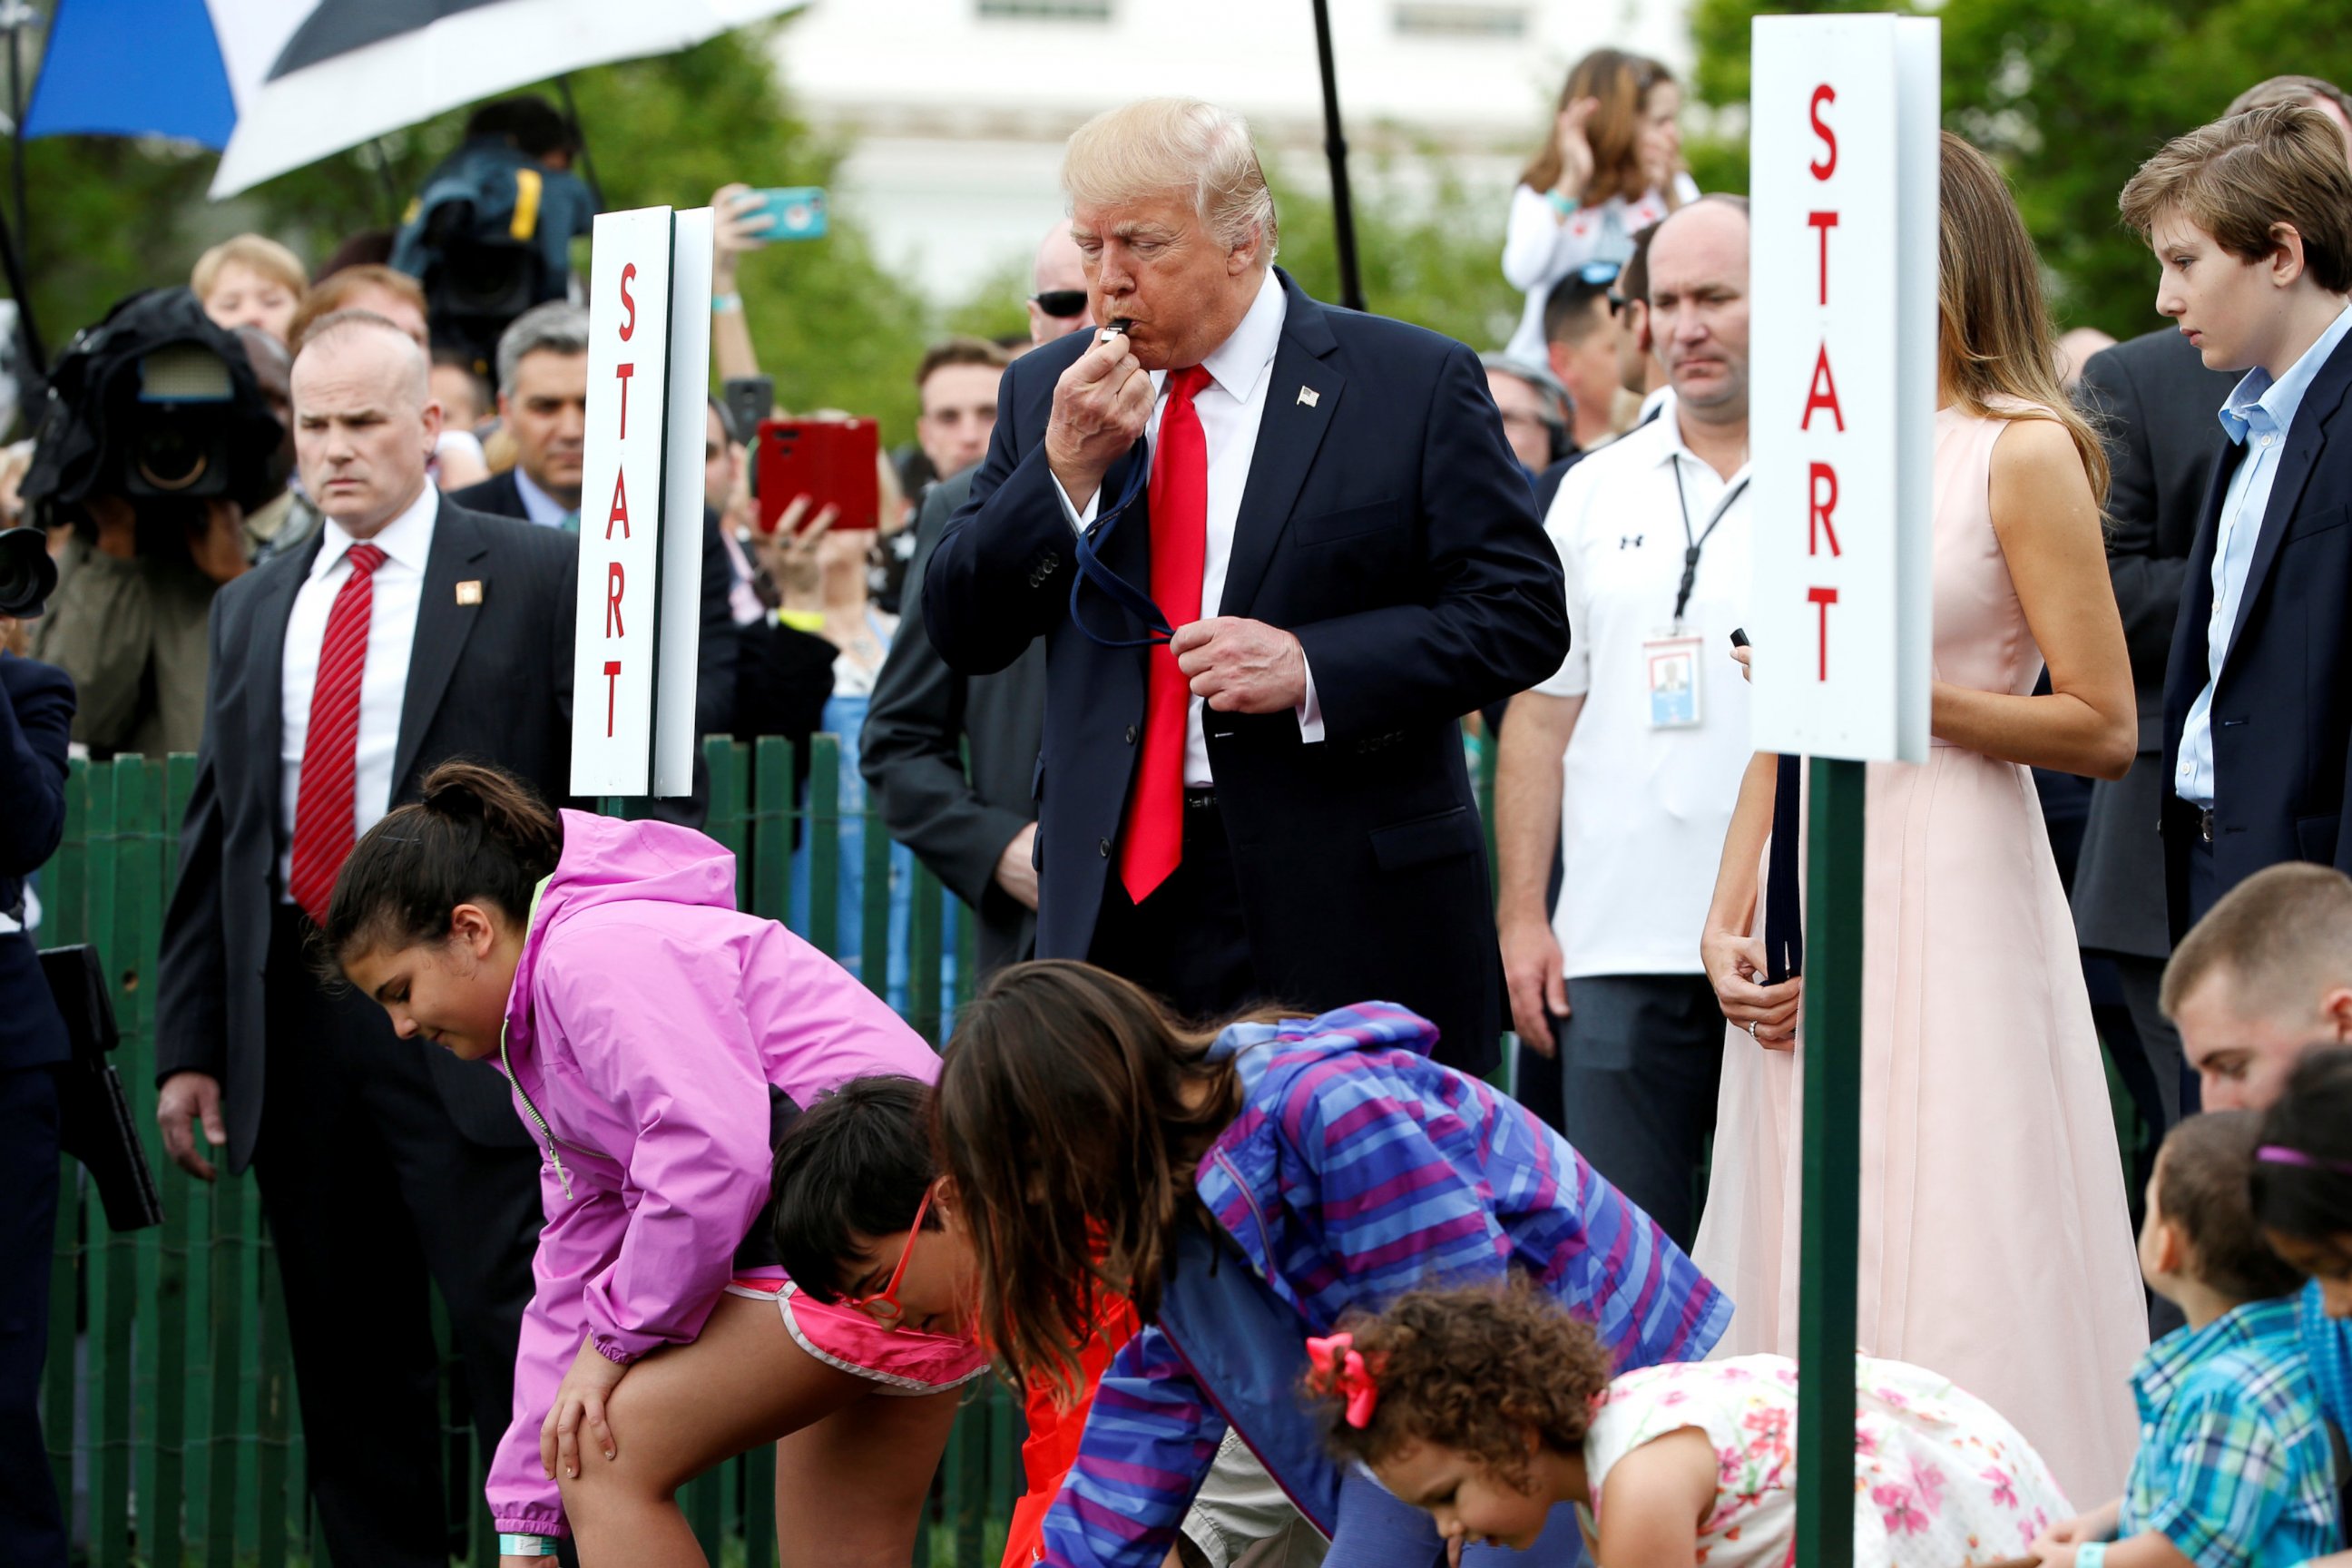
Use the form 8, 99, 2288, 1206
541, 1335, 631, 1479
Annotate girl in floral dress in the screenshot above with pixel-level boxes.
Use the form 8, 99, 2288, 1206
1309, 1283, 2069, 1566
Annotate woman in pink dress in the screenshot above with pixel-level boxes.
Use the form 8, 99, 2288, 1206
1693, 132, 2148, 1504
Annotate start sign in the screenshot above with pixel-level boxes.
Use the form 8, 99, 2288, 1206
571, 205, 713, 797
1749, 14, 1936, 765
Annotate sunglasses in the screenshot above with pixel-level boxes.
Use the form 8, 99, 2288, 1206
844, 1187, 933, 1330
1032, 289, 1089, 318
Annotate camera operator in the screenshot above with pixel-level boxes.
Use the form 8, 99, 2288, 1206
21, 288, 285, 758
0, 534, 74, 1566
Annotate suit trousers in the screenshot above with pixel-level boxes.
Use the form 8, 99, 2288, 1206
1088, 796, 1257, 1024
1553, 975, 1723, 1251
253, 906, 543, 1568
0, 1063, 66, 1567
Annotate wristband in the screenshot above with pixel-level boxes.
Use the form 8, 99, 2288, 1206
2074, 1544, 2106, 1568
1546, 191, 1580, 218
711, 292, 743, 315
499, 1534, 559, 1556
775, 609, 826, 633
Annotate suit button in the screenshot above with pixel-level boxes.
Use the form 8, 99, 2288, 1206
1124, 724, 1138, 745
1098, 838, 1112, 858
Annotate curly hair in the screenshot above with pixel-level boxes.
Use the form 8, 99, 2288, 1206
1307, 1281, 1614, 1490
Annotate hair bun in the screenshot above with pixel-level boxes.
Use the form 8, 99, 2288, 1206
421, 768, 489, 819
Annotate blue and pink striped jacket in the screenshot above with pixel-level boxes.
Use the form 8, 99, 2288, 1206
1041, 1003, 1732, 1566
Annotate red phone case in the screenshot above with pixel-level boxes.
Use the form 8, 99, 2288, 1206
754, 417, 881, 533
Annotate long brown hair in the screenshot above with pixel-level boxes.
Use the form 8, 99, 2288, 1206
1937, 132, 2110, 504
931, 961, 1249, 1399
1520, 50, 1679, 207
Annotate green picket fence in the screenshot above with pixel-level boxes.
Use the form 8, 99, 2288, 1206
37, 735, 1021, 1568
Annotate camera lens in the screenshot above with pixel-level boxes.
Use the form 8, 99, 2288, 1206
0, 526, 58, 620
134, 410, 212, 492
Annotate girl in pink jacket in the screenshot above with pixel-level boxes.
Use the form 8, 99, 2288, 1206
325, 760, 985, 1565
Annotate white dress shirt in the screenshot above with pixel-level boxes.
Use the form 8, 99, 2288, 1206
1056, 269, 1321, 786
278, 485, 437, 897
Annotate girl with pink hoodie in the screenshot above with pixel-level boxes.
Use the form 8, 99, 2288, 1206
325, 760, 985, 1566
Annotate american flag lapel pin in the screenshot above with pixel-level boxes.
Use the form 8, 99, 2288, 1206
1298, 385, 1319, 408
456, 580, 483, 606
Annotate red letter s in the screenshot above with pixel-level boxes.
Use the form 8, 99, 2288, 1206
1809, 84, 1838, 180
619, 262, 638, 341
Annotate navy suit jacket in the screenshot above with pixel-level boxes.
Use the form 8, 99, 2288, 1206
2160, 329, 2352, 941
923, 271, 1568, 1071
1, 651, 74, 1069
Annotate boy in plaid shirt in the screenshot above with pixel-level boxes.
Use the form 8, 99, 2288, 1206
2034, 1112, 2340, 1567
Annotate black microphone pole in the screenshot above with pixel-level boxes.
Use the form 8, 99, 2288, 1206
1309, 0, 1365, 313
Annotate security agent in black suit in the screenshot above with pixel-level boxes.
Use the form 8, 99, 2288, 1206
924, 101, 1567, 1072
155, 315, 573, 1568
0, 642, 74, 1568
2071, 328, 2234, 1143
863, 466, 1047, 975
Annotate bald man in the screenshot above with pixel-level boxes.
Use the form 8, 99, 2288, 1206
154, 309, 582, 1567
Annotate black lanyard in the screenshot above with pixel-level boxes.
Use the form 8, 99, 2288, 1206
1671, 456, 1749, 629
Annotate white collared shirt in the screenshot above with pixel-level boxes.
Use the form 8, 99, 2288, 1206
278, 485, 437, 897
1532, 391, 1756, 977
1056, 269, 1320, 785
511, 465, 573, 529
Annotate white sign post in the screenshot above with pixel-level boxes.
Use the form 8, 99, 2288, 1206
1750, 14, 1936, 765
572, 205, 712, 799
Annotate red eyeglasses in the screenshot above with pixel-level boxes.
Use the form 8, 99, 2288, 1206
845, 1189, 932, 1329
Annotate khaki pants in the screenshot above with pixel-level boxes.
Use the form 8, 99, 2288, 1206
1176, 1430, 1329, 1568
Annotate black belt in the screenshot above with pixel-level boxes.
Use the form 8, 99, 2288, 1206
2198, 808, 2217, 844
1184, 789, 1219, 810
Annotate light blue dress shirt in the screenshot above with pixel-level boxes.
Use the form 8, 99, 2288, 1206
510, 466, 577, 531
2176, 304, 2352, 808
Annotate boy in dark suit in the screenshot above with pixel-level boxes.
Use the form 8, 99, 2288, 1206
2119, 105, 2352, 936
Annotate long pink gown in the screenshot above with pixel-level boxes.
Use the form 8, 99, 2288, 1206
1691, 402, 2147, 1507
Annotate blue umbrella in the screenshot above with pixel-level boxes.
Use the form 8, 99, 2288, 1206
23, 0, 800, 197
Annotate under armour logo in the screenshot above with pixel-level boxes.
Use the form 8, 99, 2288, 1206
1619, 534, 1645, 549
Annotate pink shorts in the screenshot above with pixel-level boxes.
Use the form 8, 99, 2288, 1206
724, 1271, 989, 1396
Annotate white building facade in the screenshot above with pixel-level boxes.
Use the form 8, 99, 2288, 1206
770, 0, 1693, 300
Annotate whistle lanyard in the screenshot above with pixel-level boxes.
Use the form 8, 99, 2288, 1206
1068, 446, 1173, 648
1671, 457, 1749, 631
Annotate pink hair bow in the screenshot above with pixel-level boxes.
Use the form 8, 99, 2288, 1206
1306, 1332, 1380, 1429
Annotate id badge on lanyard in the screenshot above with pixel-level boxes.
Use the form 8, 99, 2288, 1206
1644, 460, 1748, 730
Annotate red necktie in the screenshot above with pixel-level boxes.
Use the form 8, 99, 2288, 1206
1121, 366, 1211, 905
289, 542, 387, 924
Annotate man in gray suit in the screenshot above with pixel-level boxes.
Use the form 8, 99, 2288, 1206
860, 223, 1090, 975
153, 311, 576, 1567
2073, 325, 2234, 1140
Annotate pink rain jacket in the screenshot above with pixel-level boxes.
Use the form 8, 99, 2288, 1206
485, 810, 938, 1536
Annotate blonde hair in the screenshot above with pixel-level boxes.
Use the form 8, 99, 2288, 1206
1062, 98, 1278, 260
1936, 132, 2109, 505
191, 234, 307, 302
1521, 49, 1682, 208
2118, 104, 2352, 295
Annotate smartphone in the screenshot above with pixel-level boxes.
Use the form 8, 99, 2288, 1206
1730, 628, 1750, 649
753, 417, 880, 534
742, 186, 828, 242
721, 376, 773, 446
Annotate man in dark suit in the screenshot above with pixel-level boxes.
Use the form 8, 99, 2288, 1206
2072, 328, 2233, 1145
0, 638, 73, 1567
2123, 107, 2352, 941
154, 311, 573, 1567
450, 302, 735, 813
924, 98, 1567, 1071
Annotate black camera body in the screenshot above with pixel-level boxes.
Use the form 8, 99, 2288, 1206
0, 525, 55, 619
19, 288, 285, 561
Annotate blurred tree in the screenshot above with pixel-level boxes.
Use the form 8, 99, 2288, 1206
8, 20, 935, 439
1686, 0, 2352, 340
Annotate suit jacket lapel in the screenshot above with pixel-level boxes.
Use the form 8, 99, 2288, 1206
1218, 272, 1343, 619
2228, 348, 2352, 657
245, 533, 321, 799
392, 506, 493, 792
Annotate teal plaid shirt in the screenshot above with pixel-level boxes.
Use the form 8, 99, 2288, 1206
2117, 1296, 2341, 1568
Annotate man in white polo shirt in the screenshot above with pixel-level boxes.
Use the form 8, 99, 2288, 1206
1494, 194, 1753, 1247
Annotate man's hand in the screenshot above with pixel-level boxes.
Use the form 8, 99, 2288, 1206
157, 1071, 226, 1181
86, 494, 138, 561
541, 1334, 630, 1480
189, 499, 249, 585
1501, 911, 1569, 1054
1171, 618, 1306, 714
1045, 329, 1153, 511
994, 823, 1040, 911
